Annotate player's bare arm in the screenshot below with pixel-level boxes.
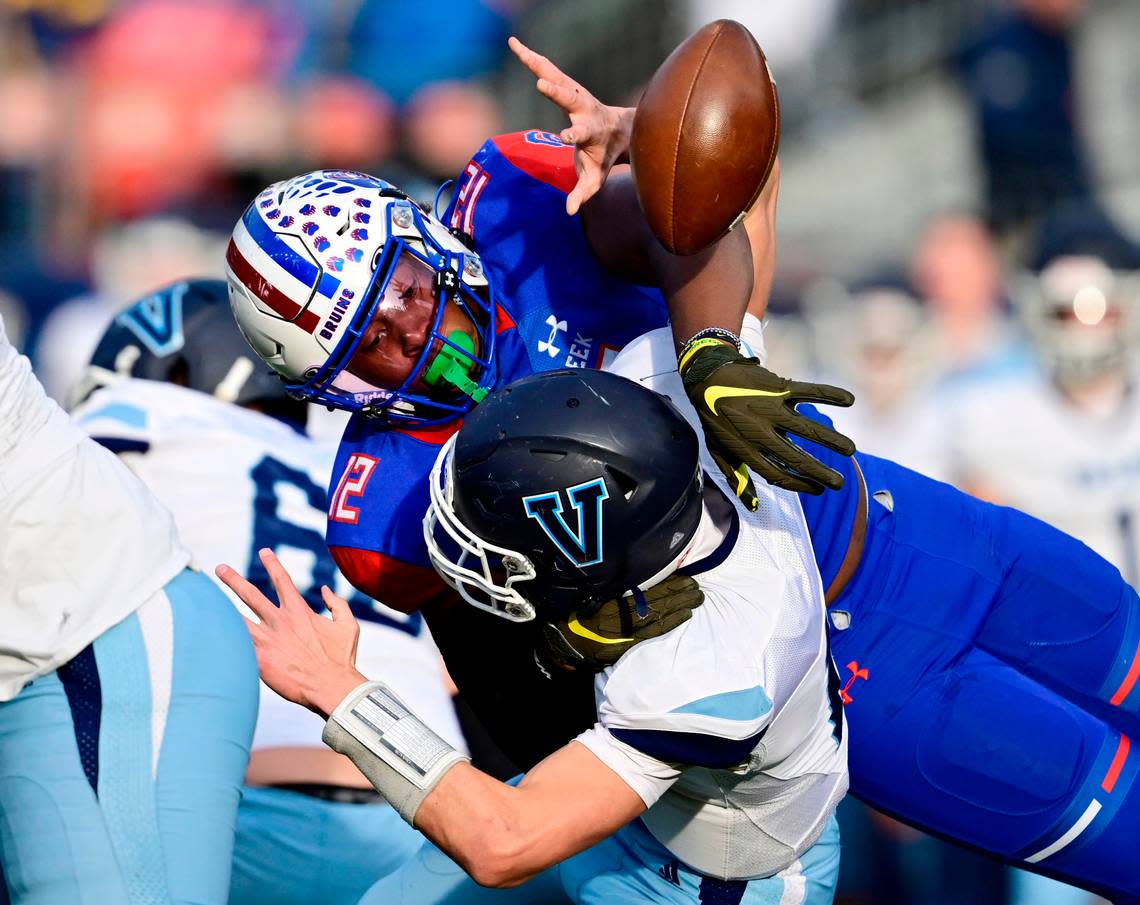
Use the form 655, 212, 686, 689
217, 549, 646, 887
415, 744, 643, 887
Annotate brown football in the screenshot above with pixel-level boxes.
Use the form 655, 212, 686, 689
630, 20, 780, 256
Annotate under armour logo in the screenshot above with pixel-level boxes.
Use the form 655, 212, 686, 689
657, 860, 681, 886
840, 660, 869, 704
522, 478, 609, 567
537, 314, 568, 358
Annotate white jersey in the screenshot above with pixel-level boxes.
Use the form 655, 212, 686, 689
943, 369, 1140, 582
573, 325, 848, 880
71, 379, 465, 751
0, 320, 188, 700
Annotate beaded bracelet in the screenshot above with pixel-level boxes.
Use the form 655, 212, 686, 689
678, 327, 741, 372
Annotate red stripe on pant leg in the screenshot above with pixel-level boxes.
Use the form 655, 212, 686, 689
1102, 735, 1130, 794
1109, 636, 1140, 706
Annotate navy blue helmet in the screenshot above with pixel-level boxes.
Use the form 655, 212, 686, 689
78, 278, 307, 427
425, 368, 704, 621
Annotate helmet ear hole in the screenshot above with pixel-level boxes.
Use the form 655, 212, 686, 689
529, 449, 566, 462
606, 466, 638, 501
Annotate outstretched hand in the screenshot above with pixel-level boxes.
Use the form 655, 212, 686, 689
508, 36, 633, 216
679, 345, 857, 502
216, 549, 366, 718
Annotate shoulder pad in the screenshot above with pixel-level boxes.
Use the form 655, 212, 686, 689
488, 131, 576, 194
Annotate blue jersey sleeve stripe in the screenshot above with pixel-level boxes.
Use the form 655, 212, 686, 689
93, 437, 151, 455
670, 685, 772, 722
241, 205, 340, 300
610, 726, 767, 769
679, 496, 739, 576
78, 401, 148, 430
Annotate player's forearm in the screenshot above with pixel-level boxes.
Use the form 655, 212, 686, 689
415, 742, 644, 888
582, 168, 753, 350
742, 157, 779, 322
654, 225, 753, 351
414, 763, 567, 887
320, 681, 594, 886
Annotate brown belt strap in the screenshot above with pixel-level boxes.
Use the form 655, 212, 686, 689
825, 457, 868, 607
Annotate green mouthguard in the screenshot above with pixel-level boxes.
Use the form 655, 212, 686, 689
423, 330, 488, 402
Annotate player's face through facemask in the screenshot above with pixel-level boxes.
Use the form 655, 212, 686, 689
345, 252, 484, 396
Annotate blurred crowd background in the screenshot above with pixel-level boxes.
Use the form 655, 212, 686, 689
2, 0, 1137, 902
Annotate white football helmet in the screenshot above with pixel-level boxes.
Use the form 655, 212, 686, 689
226, 170, 497, 426
1018, 255, 1140, 387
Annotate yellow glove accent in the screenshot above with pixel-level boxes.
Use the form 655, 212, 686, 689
679, 336, 735, 373
704, 385, 789, 415
732, 462, 751, 497
566, 617, 634, 645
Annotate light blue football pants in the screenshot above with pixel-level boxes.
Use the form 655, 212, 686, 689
358, 810, 841, 905
229, 786, 423, 905
0, 569, 258, 905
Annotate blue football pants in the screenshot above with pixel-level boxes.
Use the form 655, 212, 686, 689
832, 454, 1140, 903
357, 813, 840, 905
0, 569, 258, 905
229, 786, 422, 905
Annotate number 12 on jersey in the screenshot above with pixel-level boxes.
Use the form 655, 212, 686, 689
330, 453, 379, 525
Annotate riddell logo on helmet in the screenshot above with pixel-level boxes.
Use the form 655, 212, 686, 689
319, 289, 356, 340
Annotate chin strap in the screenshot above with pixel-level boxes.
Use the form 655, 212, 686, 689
424, 330, 488, 402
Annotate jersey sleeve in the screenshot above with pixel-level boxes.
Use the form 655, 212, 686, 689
325, 419, 453, 613
574, 596, 774, 806
72, 385, 160, 455
444, 131, 576, 239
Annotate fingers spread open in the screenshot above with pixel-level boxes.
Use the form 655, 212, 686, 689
785, 380, 856, 409
216, 563, 278, 624
257, 548, 305, 611
508, 36, 552, 79
510, 36, 578, 94
321, 585, 353, 622
776, 412, 857, 457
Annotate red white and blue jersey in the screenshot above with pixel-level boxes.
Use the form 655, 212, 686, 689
326, 132, 669, 611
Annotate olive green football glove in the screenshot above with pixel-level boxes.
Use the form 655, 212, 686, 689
679, 342, 856, 505
538, 575, 704, 672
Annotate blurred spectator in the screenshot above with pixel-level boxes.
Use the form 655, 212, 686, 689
958, 0, 1091, 234
910, 213, 1029, 379
0, 63, 58, 173
821, 287, 950, 477
34, 216, 225, 401
293, 75, 396, 171
686, 0, 840, 74
395, 80, 504, 206
346, 0, 513, 106
64, 0, 294, 224
353, 80, 505, 209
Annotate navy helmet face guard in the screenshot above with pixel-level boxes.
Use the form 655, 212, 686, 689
227, 170, 497, 428
424, 369, 706, 622
72, 277, 307, 426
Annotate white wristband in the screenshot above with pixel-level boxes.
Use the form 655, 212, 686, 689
322, 680, 469, 824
